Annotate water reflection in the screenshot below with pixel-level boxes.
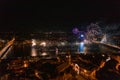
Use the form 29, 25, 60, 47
31, 48, 37, 57
79, 42, 85, 53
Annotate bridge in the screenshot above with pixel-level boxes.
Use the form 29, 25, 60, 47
92, 40, 120, 52
0, 38, 15, 59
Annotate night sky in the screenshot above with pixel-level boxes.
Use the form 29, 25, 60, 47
0, 0, 120, 32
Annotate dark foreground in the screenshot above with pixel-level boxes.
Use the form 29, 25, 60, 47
0, 53, 120, 80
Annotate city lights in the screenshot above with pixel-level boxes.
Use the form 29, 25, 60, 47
0, 0, 120, 79
61, 42, 65, 46
32, 39, 36, 47
23, 61, 28, 68
41, 52, 47, 56
106, 56, 111, 62
31, 48, 37, 57
40, 42, 46, 47
0, 26, 120, 80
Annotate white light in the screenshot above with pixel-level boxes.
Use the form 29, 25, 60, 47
80, 42, 84, 45
81, 34, 84, 37
106, 57, 111, 62
32, 39, 36, 46
101, 34, 107, 43
40, 42, 46, 47
61, 42, 65, 46
41, 52, 47, 56
102, 54, 105, 57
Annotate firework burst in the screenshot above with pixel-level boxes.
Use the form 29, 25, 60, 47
86, 23, 102, 41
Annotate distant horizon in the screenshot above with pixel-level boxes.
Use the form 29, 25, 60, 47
0, 21, 120, 32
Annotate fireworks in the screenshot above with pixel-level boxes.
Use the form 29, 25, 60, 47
72, 27, 79, 35
86, 23, 102, 41
72, 23, 102, 42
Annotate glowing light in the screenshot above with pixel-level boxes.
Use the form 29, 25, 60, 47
32, 39, 36, 46
72, 27, 79, 34
31, 48, 37, 56
102, 54, 105, 57
80, 42, 84, 45
41, 52, 47, 56
73, 64, 80, 74
61, 42, 65, 46
101, 34, 107, 43
79, 42, 84, 53
83, 69, 87, 73
80, 34, 84, 37
40, 42, 46, 47
86, 23, 102, 41
23, 63, 28, 68
106, 56, 111, 62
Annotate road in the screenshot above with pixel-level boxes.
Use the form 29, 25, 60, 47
0, 38, 15, 59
